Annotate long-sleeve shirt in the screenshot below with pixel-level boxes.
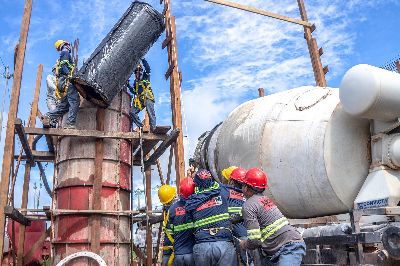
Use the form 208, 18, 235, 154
166, 198, 195, 255
58, 47, 73, 77
242, 194, 303, 256
224, 184, 247, 238
185, 182, 233, 243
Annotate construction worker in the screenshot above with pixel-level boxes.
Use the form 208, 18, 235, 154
44, 40, 80, 129
127, 58, 157, 132
45, 64, 58, 112
165, 177, 196, 266
223, 166, 255, 266
239, 168, 306, 266
185, 169, 237, 266
158, 184, 177, 266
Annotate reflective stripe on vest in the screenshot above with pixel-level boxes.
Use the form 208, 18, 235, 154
260, 217, 289, 241
171, 222, 194, 233
194, 182, 219, 194
228, 206, 242, 214
194, 212, 230, 228
247, 228, 262, 240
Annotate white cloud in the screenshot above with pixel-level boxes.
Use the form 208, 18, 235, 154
174, 0, 391, 160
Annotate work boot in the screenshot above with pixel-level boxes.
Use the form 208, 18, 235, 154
42, 115, 56, 128
64, 124, 76, 130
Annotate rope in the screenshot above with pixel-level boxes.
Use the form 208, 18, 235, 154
0, 66, 12, 144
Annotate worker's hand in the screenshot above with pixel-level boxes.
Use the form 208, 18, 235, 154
239, 240, 247, 250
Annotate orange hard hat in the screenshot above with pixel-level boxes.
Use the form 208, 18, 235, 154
243, 168, 268, 189
179, 177, 195, 199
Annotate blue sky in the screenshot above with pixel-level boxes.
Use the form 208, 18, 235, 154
0, 0, 400, 209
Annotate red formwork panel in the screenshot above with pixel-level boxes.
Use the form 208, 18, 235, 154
6, 220, 47, 265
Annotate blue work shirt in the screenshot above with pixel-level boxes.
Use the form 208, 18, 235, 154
166, 198, 195, 255
58, 46, 73, 76
163, 205, 173, 256
186, 182, 233, 243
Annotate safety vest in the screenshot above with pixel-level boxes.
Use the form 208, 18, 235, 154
133, 80, 154, 111
55, 59, 75, 99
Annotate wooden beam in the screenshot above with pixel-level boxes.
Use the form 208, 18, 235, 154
17, 64, 42, 266
91, 108, 104, 254
14, 151, 55, 162
4, 206, 31, 226
298, 0, 327, 87
23, 127, 167, 141
162, 36, 173, 49
14, 118, 34, 165
205, 0, 313, 28
145, 129, 180, 166
165, 63, 175, 80
166, 13, 185, 191
0, 0, 32, 259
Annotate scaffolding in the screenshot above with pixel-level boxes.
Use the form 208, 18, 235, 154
0, 0, 185, 265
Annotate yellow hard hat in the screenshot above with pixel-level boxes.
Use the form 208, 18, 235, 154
221, 166, 238, 180
54, 40, 68, 51
158, 185, 177, 205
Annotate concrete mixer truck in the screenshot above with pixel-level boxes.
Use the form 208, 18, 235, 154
193, 64, 400, 265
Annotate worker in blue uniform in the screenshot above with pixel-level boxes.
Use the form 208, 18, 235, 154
166, 177, 196, 266
185, 169, 237, 266
45, 40, 80, 129
127, 58, 157, 132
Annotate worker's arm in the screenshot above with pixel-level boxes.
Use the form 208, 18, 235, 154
141, 58, 151, 81
241, 202, 263, 250
126, 80, 135, 95
59, 50, 71, 76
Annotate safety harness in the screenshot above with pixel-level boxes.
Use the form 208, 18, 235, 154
55, 59, 75, 99
133, 80, 154, 111
247, 217, 289, 242
163, 210, 174, 266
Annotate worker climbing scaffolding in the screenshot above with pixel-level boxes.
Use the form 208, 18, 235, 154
127, 58, 157, 132
44, 40, 80, 129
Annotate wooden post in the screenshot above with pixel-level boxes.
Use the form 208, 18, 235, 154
0, 0, 32, 259
145, 165, 152, 266
258, 88, 265, 97
164, 0, 185, 191
16, 64, 42, 266
297, 0, 327, 87
91, 108, 105, 254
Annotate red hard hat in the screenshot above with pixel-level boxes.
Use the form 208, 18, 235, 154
179, 177, 195, 199
244, 168, 268, 189
230, 167, 247, 183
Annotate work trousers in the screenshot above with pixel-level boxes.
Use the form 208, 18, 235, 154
193, 241, 238, 266
129, 99, 156, 132
162, 254, 172, 266
261, 241, 306, 266
173, 253, 195, 266
46, 81, 80, 126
